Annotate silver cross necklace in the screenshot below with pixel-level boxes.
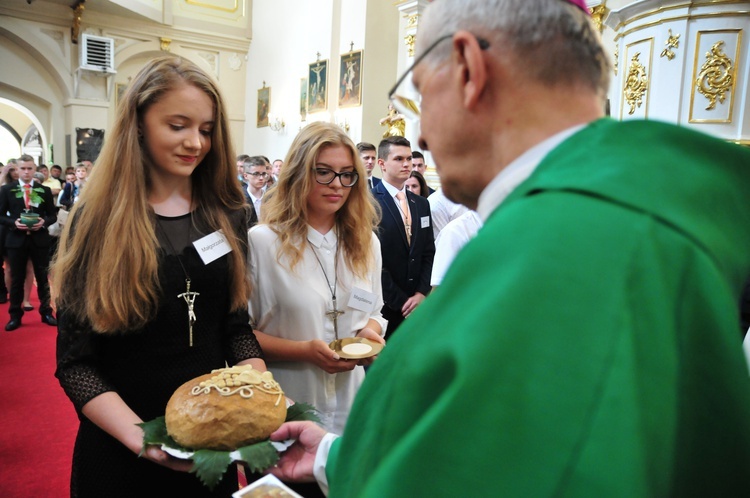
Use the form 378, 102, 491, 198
309, 239, 343, 341
157, 216, 199, 347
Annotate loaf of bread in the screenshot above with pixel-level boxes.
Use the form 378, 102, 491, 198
165, 365, 287, 451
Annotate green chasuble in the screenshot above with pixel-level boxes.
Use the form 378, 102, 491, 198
327, 119, 750, 497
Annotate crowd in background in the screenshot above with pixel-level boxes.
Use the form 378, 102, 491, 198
0, 157, 92, 330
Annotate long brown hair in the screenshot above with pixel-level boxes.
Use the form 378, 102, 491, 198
261, 122, 380, 277
52, 55, 250, 333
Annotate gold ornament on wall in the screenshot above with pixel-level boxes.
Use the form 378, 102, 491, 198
407, 13, 419, 28
404, 34, 416, 58
696, 41, 734, 111
624, 52, 648, 115
71, 1, 85, 44
660, 30, 680, 61
613, 44, 619, 76
160, 37, 172, 52
591, 5, 607, 33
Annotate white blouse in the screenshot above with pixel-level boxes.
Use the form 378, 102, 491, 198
248, 224, 387, 433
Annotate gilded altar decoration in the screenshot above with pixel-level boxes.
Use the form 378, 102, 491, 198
380, 104, 406, 138
613, 44, 619, 76
160, 37, 172, 52
71, 1, 85, 44
624, 52, 648, 115
696, 41, 734, 111
405, 34, 416, 58
660, 30, 680, 61
591, 5, 607, 33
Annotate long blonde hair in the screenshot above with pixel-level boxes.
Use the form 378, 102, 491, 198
52, 55, 250, 333
261, 122, 380, 277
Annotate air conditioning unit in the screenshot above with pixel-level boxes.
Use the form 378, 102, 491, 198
80, 34, 116, 74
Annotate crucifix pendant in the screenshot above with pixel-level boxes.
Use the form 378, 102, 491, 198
177, 278, 199, 347
325, 296, 345, 341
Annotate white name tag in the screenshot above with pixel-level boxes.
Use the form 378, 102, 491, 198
347, 287, 377, 312
193, 230, 232, 265
30, 201, 39, 208
421, 216, 430, 228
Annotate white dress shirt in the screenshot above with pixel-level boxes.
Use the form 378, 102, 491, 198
248, 224, 387, 433
431, 210, 483, 286
476, 124, 585, 222
428, 188, 469, 240
247, 189, 262, 219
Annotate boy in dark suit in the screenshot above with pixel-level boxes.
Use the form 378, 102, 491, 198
372, 137, 434, 337
357, 142, 381, 189
0, 154, 57, 330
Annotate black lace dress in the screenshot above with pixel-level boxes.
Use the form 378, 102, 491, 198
56, 210, 263, 497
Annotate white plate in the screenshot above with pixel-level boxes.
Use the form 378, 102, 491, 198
162, 439, 295, 461
329, 337, 383, 359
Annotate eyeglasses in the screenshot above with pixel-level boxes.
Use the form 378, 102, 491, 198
314, 168, 359, 187
388, 33, 490, 120
247, 171, 268, 178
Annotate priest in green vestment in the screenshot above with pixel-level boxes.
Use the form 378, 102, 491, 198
267, 1, 750, 496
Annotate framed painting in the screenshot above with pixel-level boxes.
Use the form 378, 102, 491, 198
257, 86, 270, 128
307, 59, 328, 113
300, 77, 308, 120
115, 82, 128, 108
338, 50, 363, 107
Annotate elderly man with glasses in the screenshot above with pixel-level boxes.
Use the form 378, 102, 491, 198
264, 1, 750, 496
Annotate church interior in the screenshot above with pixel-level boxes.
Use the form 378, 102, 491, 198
1, 0, 749, 185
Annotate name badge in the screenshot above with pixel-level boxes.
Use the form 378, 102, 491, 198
193, 230, 232, 265
421, 216, 430, 228
347, 287, 377, 312
30, 201, 39, 208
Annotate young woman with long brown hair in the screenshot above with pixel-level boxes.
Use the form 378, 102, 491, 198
53, 55, 265, 497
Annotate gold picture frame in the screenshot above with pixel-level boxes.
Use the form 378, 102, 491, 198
308, 60, 328, 113
300, 77, 308, 120
338, 50, 363, 108
115, 82, 128, 109
257, 86, 270, 128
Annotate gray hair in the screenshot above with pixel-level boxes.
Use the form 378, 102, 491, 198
419, 0, 611, 98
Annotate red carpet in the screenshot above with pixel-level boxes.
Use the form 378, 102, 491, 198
0, 289, 77, 497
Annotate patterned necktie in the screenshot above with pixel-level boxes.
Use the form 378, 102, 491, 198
395, 191, 412, 245
23, 184, 31, 210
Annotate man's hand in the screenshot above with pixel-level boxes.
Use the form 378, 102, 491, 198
30, 218, 45, 231
401, 292, 425, 317
267, 421, 328, 483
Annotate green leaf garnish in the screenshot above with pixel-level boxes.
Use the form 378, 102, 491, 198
192, 449, 233, 490
286, 402, 321, 423
237, 441, 280, 474
139, 403, 321, 490
137, 416, 179, 455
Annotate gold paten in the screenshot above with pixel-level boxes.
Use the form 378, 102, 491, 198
624, 52, 648, 115
660, 29, 680, 60
696, 41, 734, 110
